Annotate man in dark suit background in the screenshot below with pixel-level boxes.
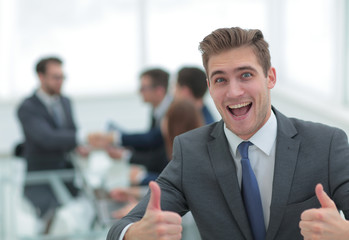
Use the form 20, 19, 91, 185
124, 69, 172, 173
17, 56, 87, 218
107, 27, 349, 240
115, 66, 216, 149
89, 68, 172, 174
89, 67, 215, 177
17, 56, 84, 171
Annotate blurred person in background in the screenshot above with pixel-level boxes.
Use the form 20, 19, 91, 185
174, 67, 215, 124
89, 67, 215, 169
17, 56, 88, 171
109, 99, 204, 218
109, 67, 216, 187
17, 56, 88, 219
89, 68, 172, 175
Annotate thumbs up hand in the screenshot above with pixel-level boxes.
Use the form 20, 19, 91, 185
299, 184, 349, 240
124, 181, 182, 240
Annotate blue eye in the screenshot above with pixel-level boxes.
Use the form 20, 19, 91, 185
242, 73, 252, 78
215, 78, 225, 83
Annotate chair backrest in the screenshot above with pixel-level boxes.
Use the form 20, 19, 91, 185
14, 142, 25, 157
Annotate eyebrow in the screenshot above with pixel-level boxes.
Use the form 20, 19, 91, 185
209, 70, 225, 79
209, 65, 258, 79
235, 66, 258, 73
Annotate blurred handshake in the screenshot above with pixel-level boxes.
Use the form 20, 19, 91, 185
87, 132, 115, 149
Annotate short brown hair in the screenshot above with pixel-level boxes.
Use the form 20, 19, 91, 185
140, 68, 169, 92
199, 27, 271, 77
177, 67, 207, 99
36, 57, 62, 74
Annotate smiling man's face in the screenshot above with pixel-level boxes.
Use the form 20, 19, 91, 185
207, 46, 276, 140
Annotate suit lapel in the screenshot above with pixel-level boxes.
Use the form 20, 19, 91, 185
207, 109, 301, 240
266, 108, 300, 240
32, 94, 56, 124
207, 121, 253, 240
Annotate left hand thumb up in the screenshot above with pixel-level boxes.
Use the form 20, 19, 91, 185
315, 184, 336, 209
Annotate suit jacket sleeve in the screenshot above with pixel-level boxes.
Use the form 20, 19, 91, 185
329, 128, 349, 218
130, 146, 169, 173
121, 127, 163, 150
107, 136, 189, 239
17, 97, 77, 151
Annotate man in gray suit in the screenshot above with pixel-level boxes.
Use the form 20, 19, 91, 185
17, 57, 87, 217
107, 27, 349, 240
17, 56, 85, 171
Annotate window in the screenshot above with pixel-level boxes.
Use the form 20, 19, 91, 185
0, 0, 267, 100
1, 0, 140, 99
0, 0, 347, 107
274, 0, 345, 103
145, 0, 267, 72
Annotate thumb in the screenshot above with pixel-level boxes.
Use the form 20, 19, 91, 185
147, 181, 161, 211
315, 183, 336, 209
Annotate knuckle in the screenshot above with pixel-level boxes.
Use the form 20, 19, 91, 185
316, 211, 324, 221
176, 233, 182, 240
156, 225, 166, 235
173, 213, 182, 224
154, 212, 164, 223
312, 223, 323, 234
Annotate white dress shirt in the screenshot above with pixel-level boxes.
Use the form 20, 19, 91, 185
36, 88, 63, 116
36, 88, 85, 144
223, 111, 277, 228
152, 94, 173, 127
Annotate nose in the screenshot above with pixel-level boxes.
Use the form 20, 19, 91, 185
226, 79, 244, 98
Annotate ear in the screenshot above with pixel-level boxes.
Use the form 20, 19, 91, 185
207, 78, 213, 97
267, 67, 276, 89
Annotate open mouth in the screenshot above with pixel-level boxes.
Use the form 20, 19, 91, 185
227, 102, 252, 117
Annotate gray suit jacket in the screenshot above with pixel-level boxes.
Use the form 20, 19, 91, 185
107, 108, 349, 240
17, 92, 77, 171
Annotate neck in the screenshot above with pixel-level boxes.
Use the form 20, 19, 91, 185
40, 87, 54, 97
152, 94, 166, 108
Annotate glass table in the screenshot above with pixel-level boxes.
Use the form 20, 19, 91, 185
0, 151, 130, 240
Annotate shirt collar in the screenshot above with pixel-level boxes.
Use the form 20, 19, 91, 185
153, 94, 173, 121
36, 88, 60, 107
224, 110, 277, 158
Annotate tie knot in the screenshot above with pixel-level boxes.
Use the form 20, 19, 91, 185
238, 141, 252, 159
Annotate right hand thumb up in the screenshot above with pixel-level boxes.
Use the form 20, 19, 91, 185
315, 184, 336, 209
147, 181, 161, 211
125, 181, 182, 240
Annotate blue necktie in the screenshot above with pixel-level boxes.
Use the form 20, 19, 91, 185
238, 141, 266, 240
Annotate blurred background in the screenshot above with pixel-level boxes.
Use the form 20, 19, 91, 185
0, 0, 349, 153
0, 0, 348, 154
0, 0, 349, 239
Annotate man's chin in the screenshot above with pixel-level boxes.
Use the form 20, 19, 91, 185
226, 123, 253, 139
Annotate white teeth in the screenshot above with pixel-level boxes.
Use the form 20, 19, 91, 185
228, 102, 251, 109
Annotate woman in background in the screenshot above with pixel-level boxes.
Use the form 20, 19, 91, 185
110, 99, 204, 218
